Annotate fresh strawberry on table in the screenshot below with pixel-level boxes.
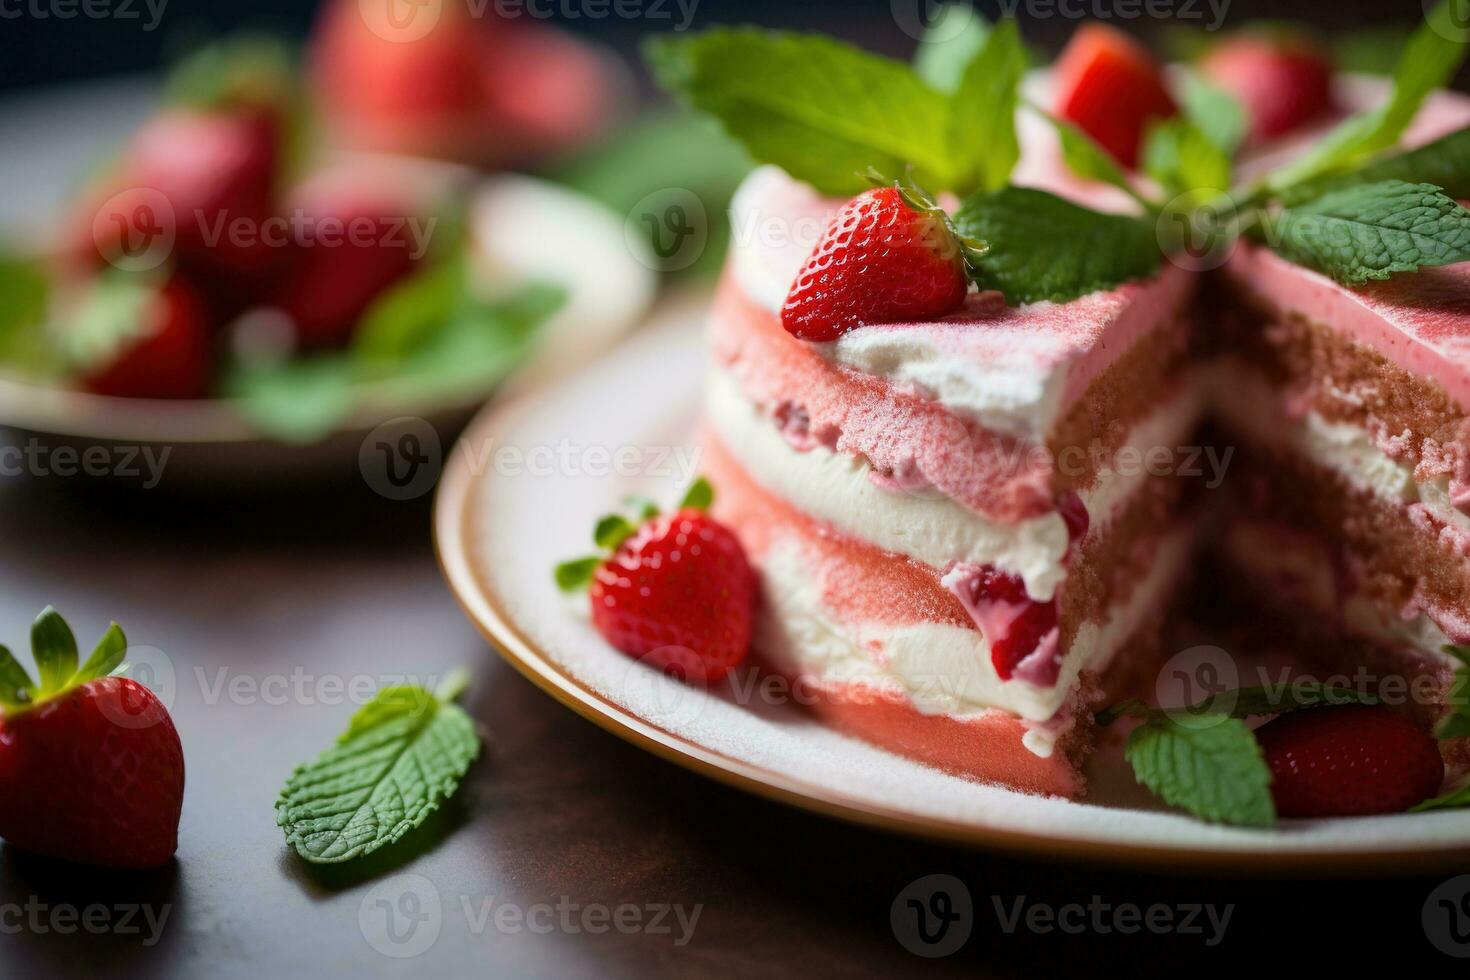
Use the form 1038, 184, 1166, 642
781, 178, 984, 342
1253, 703, 1443, 818
1199, 32, 1335, 146
77, 275, 214, 400
555, 479, 757, 684
1053, 24, 1177, 169
0, 609, 184, 869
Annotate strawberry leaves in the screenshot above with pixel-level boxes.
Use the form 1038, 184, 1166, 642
0, 609, 128, 714
554, 478, 717, 593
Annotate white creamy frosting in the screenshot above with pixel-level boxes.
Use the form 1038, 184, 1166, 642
1211, 362, 1470, 535
756, 529, 1194, 750
707, 363, 1203, 600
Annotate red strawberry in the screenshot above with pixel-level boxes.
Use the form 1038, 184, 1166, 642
1053, 24, 1177, 169
77, 108, 280, 280
0, 609, 184, 869
79, 276, 214, 400
781, 182, 979, 343
1200, 34, 1334, 145
948, 566, 1058, 682
1254, 704, 1444, 818
271, 176, 422, 349
556, 479, 757, 684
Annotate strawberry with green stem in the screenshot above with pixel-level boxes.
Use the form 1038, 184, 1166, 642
0, 608, 184, 868
556, 478, 757, 685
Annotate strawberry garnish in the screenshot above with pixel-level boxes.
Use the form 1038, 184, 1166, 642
1254, 704, 1444, 818
780, 177, 984, 343
79, 276, 215, 400
1199, 33, 1335, 146
0, 609, 184, 869
1053, 24, 1177, 169
555, 479, 757, 685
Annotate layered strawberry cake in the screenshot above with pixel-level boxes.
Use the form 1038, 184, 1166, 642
689, 47, 1470, 799
703, 168, 1203, 796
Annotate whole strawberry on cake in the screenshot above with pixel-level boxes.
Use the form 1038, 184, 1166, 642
562, 5, 1470, 826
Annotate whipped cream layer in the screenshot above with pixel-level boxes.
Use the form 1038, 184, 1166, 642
708, 362, 1203, 600
1212, 362, 1470, 540
757, 526, 1193, 742
727, 165, 1194, 442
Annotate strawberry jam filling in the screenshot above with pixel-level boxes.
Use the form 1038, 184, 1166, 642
945, 564, 1062, 684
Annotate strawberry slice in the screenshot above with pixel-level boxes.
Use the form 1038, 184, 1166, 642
781, 180, 983, 343
1053, 24, 1177, 169
1200, 33, 1335, 145
555, 479, 757, 685
1254, 704, 1444, 818
0, 609, 184, 869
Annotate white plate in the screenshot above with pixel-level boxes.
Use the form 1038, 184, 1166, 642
435, 307, 1470, 873
0, 79, 656, 482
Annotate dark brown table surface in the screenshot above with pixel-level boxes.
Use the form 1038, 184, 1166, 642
0, 462, 1465, 976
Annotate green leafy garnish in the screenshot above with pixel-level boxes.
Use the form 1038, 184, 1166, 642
1125, 715, 1276, 828
1144, 117, 1233, 200
912, 3, 990, 92
276, 672, 480, 864
1437, 644, 1470, 740
0, 253, 57, 376
1412, 777, 1470, 812
1175, 72, 1248, 159
1262, 180, 1470, 284
0, 608, 128, 714
947, 19, 1026, 195
952, 186, 1159, 304
680, 476, 715, 511
1282, 127, 1470, 203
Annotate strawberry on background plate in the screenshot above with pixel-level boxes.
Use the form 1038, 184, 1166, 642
1254, 703, 1444, 818
77, 275, 215, 400
0, 609, 184, 869
1199, 32, 1335, 146
269, 173, 424, 350
556, 479, 757, 685
781, 178, 984, 343
1053, 24, 1178, 169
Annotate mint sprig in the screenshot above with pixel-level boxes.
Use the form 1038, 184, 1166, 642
276, 672, 480, 864
948, 19, 1027, 195
1283, 127, 1470, 205
912, 3, 991, 93
1125, 715, 1275, 828
1262, 180, 1470, 284
952, 186, 1159, 304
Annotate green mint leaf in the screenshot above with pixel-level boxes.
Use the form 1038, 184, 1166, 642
1412, 776, 1470, 812
1125, 715, 1275, 827
30, 607, 78, 694
1265, 179, 1470, 284
952, 186, 1161, 304
1282, 126, 1470, 204
62, 272, 157, 375
1143, 116, 1232, 199
74, 623, 127, 684
594, 514, 636, 550
646, 28, 955, 195
352, 255, 466, 369
680, 476, 715, 511
1033, 107, 1151, 208
277, 680, 480, 864
223, 355, 358, 445
947, 18, 1026, 195
1208, 681, 1372, 718
0, 253, 57, 377
1437, 644, 1470, 740
1176, 71, 1248, 158
0, 645, 36, 710
913, 3, 989, 92
1268, 0, 1470, 191
554, 557, 602, 592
